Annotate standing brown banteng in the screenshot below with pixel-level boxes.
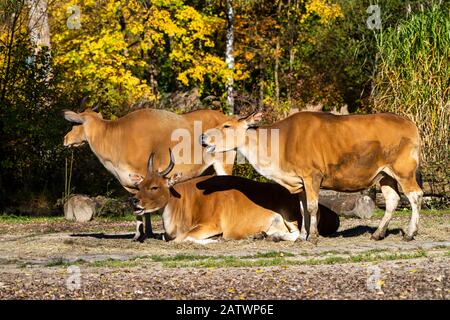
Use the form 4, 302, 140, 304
201, 111, 423, 243
63, 108, 236, 241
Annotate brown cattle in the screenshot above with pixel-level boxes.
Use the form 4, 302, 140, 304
201, 111, 423, 243
130, 150, 340, 243
63, 108, 236, 241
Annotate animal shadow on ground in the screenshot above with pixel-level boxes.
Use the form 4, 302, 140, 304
70, 233, 135, 239
330, 226, 404, 238
70, 232, 165, 240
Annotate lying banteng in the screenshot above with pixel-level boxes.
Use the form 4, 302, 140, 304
130, 150, 339, 243
201, 111, 423, 243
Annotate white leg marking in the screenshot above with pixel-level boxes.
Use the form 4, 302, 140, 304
184, 237, 218, 245
133, 219, 144, 241
299, 201, 308, 240
375, 184, 400, 238
282, 230, 300, 242
265, 230, 300, 242
307, 200, 319, 239
212, 162, 227, 176
406, 190, 422, 237
265, 215, 300, 242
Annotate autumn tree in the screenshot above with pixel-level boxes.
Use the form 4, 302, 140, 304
50, 0, 239, 115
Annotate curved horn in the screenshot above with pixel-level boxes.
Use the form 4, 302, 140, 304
147, 152, 155, 173
91, 104, 99, 112
159, 148, 175, 177
79, 96, 89, 111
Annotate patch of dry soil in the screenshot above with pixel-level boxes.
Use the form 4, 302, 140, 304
0, 213, 448, 299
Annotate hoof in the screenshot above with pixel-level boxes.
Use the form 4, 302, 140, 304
271, 236, 282, 243
403, 234, 414, 242
307, 235, 319, 245
265, 235, 281, 242
132, 233, 146, 243
299, 232, 308, 241
148, 233, 165, 240
370, 233, 385, 241
253, 232, 267, 240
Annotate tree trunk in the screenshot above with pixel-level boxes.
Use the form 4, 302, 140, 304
225, 0, 235, 114
27, 0, 51, 49
26, 0, 52, 83
287, 0, 293, 107
259, 78, 264, 109
274, 39, 280, 106
274, 0, 283, 107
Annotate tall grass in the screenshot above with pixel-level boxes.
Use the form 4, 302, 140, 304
371, 2, 449, 185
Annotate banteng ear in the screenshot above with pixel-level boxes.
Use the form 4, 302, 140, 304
63, 110, 85, 124
129, 173, 144, 187
167, 172, 183, 187
242, 111, 263, 127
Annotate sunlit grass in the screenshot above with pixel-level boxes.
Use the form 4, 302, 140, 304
37, 248, 439, 269
0, 215, 65, 223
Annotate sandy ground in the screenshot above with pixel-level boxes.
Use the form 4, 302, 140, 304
0, 212, 448, 299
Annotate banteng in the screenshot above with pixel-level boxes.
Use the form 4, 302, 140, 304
63, 108, 236, 241
200, 111, 422, 243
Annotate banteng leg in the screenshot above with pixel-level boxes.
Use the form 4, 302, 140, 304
143, 212, 154, 238
265, 214, 300, 242
298, 192, 308, 241
392, 147, 423, 241
133, 213, 154, 242
176, 224, 221, 244
371, 175, 400, 240
133, 215, 145, 242
302, 176, 321, 244
397, 177, 423, 241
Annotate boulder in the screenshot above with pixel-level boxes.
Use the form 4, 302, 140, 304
64, 195, 97, 222
63, 195, 131, 222
319, 190, 375, 219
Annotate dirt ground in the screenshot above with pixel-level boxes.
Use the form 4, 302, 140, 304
0, 212, 449, 299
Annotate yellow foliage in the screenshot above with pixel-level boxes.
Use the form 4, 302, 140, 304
305, 0, 343, 23
49, 0, 238, 109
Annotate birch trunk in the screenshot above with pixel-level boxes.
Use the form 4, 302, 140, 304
26, 0, 52, 83
274, 38, 280, 106
225, 0, 235, 114
274, 0, 283, 107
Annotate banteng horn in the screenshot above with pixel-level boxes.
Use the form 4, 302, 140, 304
159, 148, 175, 177
147, 152, 155, 173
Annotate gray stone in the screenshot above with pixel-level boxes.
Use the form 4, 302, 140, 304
64, 195, 97, 222
319, 190, 375, 219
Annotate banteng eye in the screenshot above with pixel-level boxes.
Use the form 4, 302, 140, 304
149, 186, 159, 191
223, 124, 231, 129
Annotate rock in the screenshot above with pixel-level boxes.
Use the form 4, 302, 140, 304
63, 195, 132, 222
319, 190, 375, 219
64, 195, 97, 222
